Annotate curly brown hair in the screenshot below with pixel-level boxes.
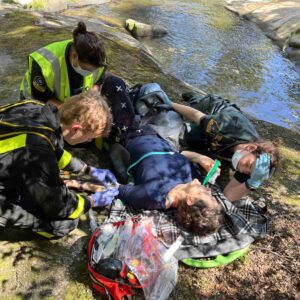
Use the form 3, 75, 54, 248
252, 139, 281, 171
176, 199, 224, 236
59, 91, 112, 137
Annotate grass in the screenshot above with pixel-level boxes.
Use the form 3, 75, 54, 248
263, 145, 300, 210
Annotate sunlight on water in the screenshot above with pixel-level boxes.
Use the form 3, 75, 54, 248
95, 0, 300, 130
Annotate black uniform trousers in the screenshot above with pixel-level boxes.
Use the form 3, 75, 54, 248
0, 199, 78, 238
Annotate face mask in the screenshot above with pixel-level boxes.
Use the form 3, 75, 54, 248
231, 150, 245, 170
72, 58, 93, 77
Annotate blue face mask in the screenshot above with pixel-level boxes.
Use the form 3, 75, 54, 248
247, 153, 271, 189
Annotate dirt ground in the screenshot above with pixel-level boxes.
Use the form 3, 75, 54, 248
0, 3, 299, 299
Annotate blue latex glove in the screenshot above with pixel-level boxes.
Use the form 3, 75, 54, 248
247, 153, 271, 189
90, 167, 118, 187
91, 188, 119, 207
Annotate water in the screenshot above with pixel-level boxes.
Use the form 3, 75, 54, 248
94, 0, 300, 131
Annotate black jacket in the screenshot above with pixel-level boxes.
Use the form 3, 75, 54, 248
0, 100, 91, 221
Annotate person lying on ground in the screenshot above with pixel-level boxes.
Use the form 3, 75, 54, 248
0, 91, 118, 239
167, 93, 280, 202
20, 21, 107, 108
89, 76, 224, 236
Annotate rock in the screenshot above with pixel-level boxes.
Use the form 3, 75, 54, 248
125, 18, 168, 38
225, 1, 300, 64
287, 28, 300, 48
67, 0, 111, 9
15, 0, 32, 6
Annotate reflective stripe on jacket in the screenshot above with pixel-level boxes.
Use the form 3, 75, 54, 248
20, 39, 104, 102
0, 100, 90, 219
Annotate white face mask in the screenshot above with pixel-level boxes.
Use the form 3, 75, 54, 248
72, 58, 93, 77
231, 150, 245, 170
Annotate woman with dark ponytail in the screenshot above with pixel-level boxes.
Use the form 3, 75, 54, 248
20, 21, 107, 108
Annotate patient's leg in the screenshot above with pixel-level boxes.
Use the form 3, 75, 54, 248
101, 75, 136, 129
101, 75, 156, 143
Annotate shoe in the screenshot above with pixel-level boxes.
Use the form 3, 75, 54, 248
181, 91, 198, 102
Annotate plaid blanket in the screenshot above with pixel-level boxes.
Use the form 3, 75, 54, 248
104, 186, 267, 259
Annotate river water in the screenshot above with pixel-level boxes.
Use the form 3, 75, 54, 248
95, 0, 300, 131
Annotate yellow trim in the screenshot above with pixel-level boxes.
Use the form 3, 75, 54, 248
0, 134, 27, 154
36, 231, 55, 238
0, 100, 44, 112
0, 121, 55, 132
68, 194, 85, 219
0, 132, 55, 151
58, 150, 72, 170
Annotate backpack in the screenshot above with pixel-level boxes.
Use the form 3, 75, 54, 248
130, 83, 187, 152
87, 210, 178, 300
88, 222, 142, 300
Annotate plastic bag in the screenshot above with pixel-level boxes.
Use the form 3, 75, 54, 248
91, 223, 119, 263
114, 218, 133, 261
123, 217, 178, 300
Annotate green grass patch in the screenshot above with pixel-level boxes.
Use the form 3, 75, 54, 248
263, 146, 300, 210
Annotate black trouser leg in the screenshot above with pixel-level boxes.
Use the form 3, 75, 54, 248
101, 75, 136, 130
0, 200, 78, 238
185, 94, 226, 115
101, 75, 156, 141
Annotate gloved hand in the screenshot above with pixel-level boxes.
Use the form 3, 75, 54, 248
91, 188, 119, 207
247, 153, 271, 189
90, 167, 118, 187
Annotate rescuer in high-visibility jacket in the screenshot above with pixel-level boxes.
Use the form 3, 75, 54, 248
20, 21, 106, 109
0, 91, 117, 238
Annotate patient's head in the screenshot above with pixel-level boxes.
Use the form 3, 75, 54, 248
232, 140, 280, 176
173, 179, 224, 235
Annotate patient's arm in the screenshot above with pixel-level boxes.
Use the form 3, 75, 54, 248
181, 150, 216, 173
223, 178, 250, 202
172, 102, 205, 123
118, 182, 167, 210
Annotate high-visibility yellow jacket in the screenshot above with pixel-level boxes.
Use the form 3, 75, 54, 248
20, 39, 105, 102
0, 100, 92, 227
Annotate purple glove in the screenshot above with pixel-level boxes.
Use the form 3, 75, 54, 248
90, 167, 118, 187
91, 188, 119, 207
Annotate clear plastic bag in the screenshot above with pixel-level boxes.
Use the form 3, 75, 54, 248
91, 223, 119, 263
91, 217, 178, 299
123, 217, 178, 300
114, 218, 133, 261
